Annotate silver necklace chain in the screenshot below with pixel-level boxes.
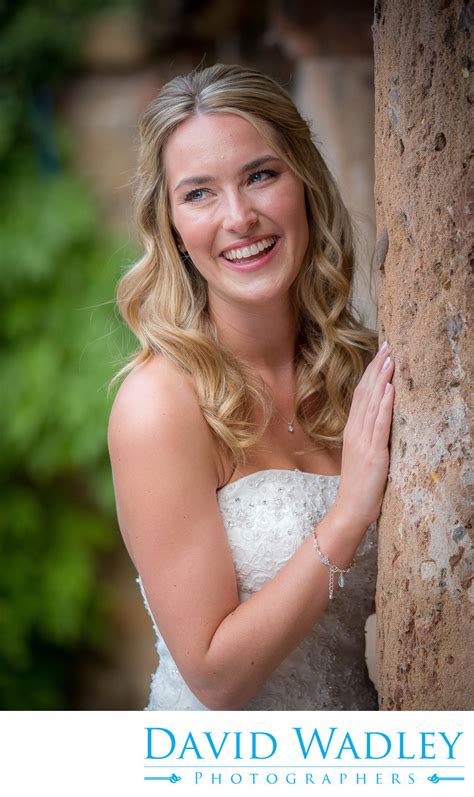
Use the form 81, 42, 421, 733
273, 404, 296, 433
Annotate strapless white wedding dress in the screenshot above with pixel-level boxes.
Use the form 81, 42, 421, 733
138, 469, 378, 711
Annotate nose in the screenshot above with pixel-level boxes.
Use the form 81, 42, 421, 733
222, 190, 258, 234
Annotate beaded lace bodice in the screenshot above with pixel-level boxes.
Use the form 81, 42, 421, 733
138, 469, 378, 711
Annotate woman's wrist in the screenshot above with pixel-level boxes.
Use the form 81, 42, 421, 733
328, 499, 373, 541
316, 504, 370, 567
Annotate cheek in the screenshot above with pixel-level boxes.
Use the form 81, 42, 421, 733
269, 182, 307, 224
173, 211, 213, 254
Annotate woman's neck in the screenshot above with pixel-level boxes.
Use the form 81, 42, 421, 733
210, 296, 298, 375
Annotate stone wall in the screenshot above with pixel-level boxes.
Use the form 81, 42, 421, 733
373, 0, 473, 710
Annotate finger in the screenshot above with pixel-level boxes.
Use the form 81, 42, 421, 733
361, 356, 395, 441
371, 381, 395, 450
349, 343, 391, 430
363, 345, 392, 403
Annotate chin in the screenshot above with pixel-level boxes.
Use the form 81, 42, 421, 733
238, 289, 292, 309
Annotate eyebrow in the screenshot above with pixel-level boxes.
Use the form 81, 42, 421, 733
173, 155, 281, 193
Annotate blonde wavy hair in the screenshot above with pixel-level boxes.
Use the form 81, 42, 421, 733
114, 63, 377, 464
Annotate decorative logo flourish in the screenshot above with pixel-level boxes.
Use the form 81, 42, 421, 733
428, 773, 465, 784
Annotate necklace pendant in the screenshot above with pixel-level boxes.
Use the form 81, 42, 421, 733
288, 423, 294, 433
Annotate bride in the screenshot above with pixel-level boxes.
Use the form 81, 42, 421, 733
108, 64, 395, 710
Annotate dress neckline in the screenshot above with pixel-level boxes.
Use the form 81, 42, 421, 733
217, 467, 340, 494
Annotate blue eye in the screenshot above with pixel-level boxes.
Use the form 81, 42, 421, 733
248, 169, 278, 184
184, 188, 208, 202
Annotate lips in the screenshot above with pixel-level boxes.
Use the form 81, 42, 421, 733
220, 236, 278, 265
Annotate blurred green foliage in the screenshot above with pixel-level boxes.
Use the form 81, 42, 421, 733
0, 0, 137, 708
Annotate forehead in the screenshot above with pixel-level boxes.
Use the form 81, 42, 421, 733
163, 113, 279, 183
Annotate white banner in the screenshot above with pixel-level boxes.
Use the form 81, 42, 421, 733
0, 710, 471, 797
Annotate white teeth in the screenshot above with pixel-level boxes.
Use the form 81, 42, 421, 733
222, 237, 276, 262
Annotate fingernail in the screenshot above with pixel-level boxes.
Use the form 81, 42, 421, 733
385, 382, 392, 395
379, 340, 388, 355
382, 356, 391, 372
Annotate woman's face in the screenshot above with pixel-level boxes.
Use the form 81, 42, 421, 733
164, 113, 309, 311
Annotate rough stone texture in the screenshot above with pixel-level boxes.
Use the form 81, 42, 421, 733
373, 0, 473, 710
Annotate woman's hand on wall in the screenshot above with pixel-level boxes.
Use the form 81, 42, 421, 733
334, 342, 395, 531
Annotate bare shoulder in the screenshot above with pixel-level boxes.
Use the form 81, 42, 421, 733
107, 354, 226, 560
110, 354, 201, 436
108, 354, 219, 478
107, 354, 226, 564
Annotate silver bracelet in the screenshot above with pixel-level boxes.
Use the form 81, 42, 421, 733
311, 530, 353, 600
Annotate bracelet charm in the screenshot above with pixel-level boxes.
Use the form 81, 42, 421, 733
311, 530, 353, 600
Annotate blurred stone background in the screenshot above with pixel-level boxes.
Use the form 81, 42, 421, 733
1, 0, 378, 709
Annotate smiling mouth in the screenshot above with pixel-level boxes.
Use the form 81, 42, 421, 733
221, 236, 277, 265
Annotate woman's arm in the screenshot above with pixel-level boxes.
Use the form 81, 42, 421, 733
108, 348, 394, 709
